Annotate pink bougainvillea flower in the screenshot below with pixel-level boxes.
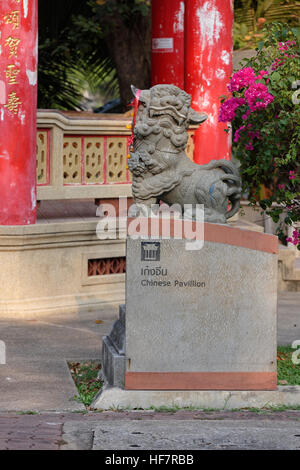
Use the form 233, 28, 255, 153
272, 41, 297, 70
287, 203, 297, 210
271, 57, 286, 70
248, 130, 261, 140
233, 123, 252, 142
289, 171, 297, 180
286, 229, 300, 246
255, 70, 269, 80
221, 68, 274, 123
233, 126, 245, 143
277, 184, 285, 190
244, 83, 274, 112
235, 128, 261, 144
278, 40, 295, 52
227, 67, 256, 92
218, 97, 246, 122
242, 111, 251, 120
228, 68, 270, 91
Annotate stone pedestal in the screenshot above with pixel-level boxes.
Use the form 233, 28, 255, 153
96, 218, 278, 408
0, 220, 126, 318
125, 219, 278, 391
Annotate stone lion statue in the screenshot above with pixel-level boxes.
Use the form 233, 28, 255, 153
128, 84, 242, 223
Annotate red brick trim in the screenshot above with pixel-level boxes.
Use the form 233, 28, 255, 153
125, 371, 277, 391
127, 218, 278, 254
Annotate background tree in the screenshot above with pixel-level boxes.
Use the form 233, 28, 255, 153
38, 0, 151, 111
38, 0, 105, 109
89, 0, 151, 110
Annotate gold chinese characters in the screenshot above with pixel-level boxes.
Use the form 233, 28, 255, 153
4, 10, 20, 29
5, 36, 21, 58
1, 7, 23, 115
4, 92, 22, 115
6, 65, 20, 85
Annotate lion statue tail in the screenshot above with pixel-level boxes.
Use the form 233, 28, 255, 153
203, 159, 242, 220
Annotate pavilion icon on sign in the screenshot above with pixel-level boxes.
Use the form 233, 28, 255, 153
141, 242, 160, 262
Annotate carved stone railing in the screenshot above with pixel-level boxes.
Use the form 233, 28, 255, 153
36, 110, 196, 201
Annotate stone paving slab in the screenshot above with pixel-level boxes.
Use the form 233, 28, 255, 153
89, 419, 300, 450
0, 307, 117, 412
1, 411, 300, 450
0, 359, 85, 412
59, 411, 300, 450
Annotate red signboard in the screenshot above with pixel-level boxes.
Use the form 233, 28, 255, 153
0, 0, 38, 225
151, 0, 185, 89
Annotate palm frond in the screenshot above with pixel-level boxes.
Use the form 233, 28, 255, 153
38, 0, 119, 110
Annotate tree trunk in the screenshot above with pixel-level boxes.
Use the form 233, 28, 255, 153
106, 15, 151, 111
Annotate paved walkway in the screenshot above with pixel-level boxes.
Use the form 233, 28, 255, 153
0, 293, 299, 413
0, 305, 118, 412
1, 410, 300, 450
0, 293, 299, 450
277, 292, 300, 345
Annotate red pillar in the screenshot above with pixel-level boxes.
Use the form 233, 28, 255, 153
0, 0, 38, 225
185, 0, 233, 164
152, 0, 185, 88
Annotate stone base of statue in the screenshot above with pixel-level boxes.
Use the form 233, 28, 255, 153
93, 218, 279, 409
100, 304, 126, 389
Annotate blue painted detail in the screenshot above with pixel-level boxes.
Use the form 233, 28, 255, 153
209, 183, 215, 203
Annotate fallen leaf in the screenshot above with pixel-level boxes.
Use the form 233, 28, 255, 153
277, 355, 286, 361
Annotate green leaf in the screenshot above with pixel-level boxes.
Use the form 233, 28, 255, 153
258, 41, 264, 51
271, 71, 281, 82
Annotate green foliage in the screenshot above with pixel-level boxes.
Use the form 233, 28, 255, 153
38, 0, 152, 110
38, 38, 82, 110
234, 22, 254, 50
224, 23, 300, 245
233, 0, 300, 49
90, 0, 151, 22
68, 362, 103, 408
38, 1, 119, 110
277, 346, 300, 385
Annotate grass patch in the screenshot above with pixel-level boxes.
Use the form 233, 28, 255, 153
68, 361, 103, 408
277, 346, 300, 386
